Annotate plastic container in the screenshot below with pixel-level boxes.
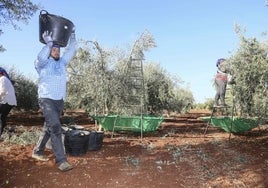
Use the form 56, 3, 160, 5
39, 10, 74, 47
88, 131, 104, 151
64, 130, 89, 156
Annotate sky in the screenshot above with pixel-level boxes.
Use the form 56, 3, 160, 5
1, 0, 268, 103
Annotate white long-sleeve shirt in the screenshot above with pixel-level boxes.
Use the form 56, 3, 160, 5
0, 76, 17, 106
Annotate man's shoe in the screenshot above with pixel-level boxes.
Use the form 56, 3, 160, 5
58, 162, 73, 172
32, 153, 49, 162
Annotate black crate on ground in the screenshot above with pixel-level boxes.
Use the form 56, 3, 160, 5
88, 131, 104, 151
64, 130, 89, 156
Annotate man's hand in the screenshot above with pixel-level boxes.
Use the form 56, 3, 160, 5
72, 26, 75, 33
42, 31, 53, 44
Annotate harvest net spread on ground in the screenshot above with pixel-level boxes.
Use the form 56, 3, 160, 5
200, 116, 262, 133
200, 83, 265, 134
92, 115, 164, 132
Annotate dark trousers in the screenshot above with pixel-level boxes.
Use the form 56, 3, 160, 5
214, 79, 227, 105
33, 98, 66, 164
0, 103, 13, 135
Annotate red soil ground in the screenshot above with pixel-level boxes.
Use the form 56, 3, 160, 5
0, 109, 267, 188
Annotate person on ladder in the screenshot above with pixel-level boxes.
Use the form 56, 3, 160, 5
213, 58, 232, 107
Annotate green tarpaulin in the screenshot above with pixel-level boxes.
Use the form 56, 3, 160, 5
200, 116, 261, 133
92, 115, 164, 133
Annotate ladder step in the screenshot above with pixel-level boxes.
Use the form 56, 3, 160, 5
213, 105, 231, 108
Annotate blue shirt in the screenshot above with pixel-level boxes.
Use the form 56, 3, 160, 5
35, 34, 77, 100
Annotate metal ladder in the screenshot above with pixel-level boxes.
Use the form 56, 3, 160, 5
112, 56, 146, 139
204, 85, 236, 140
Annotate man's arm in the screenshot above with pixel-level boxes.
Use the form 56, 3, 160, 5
34, 45, 51, 72
61, 31, 77, 65
34, 31, 53, 71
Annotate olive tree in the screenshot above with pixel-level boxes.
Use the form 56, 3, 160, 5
228, 35, 268, 117
66, 30, 194, 115
67, 30, 157, 115
67, 39, 115, 115
144, 63, 194, 114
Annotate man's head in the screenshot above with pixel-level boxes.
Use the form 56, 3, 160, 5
0, 67, 9, 78
216, 58, 226, 67
50, 43, 61, 61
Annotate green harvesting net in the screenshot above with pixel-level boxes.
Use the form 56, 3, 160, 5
201, 116, 262, 133
92, 115, 164, 133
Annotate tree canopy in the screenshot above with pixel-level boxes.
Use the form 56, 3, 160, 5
0, 0, 39, 51
228, 36, 268, 117
66, 31, 194, 115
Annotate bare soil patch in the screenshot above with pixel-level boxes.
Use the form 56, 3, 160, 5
0, 110, 267, 188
